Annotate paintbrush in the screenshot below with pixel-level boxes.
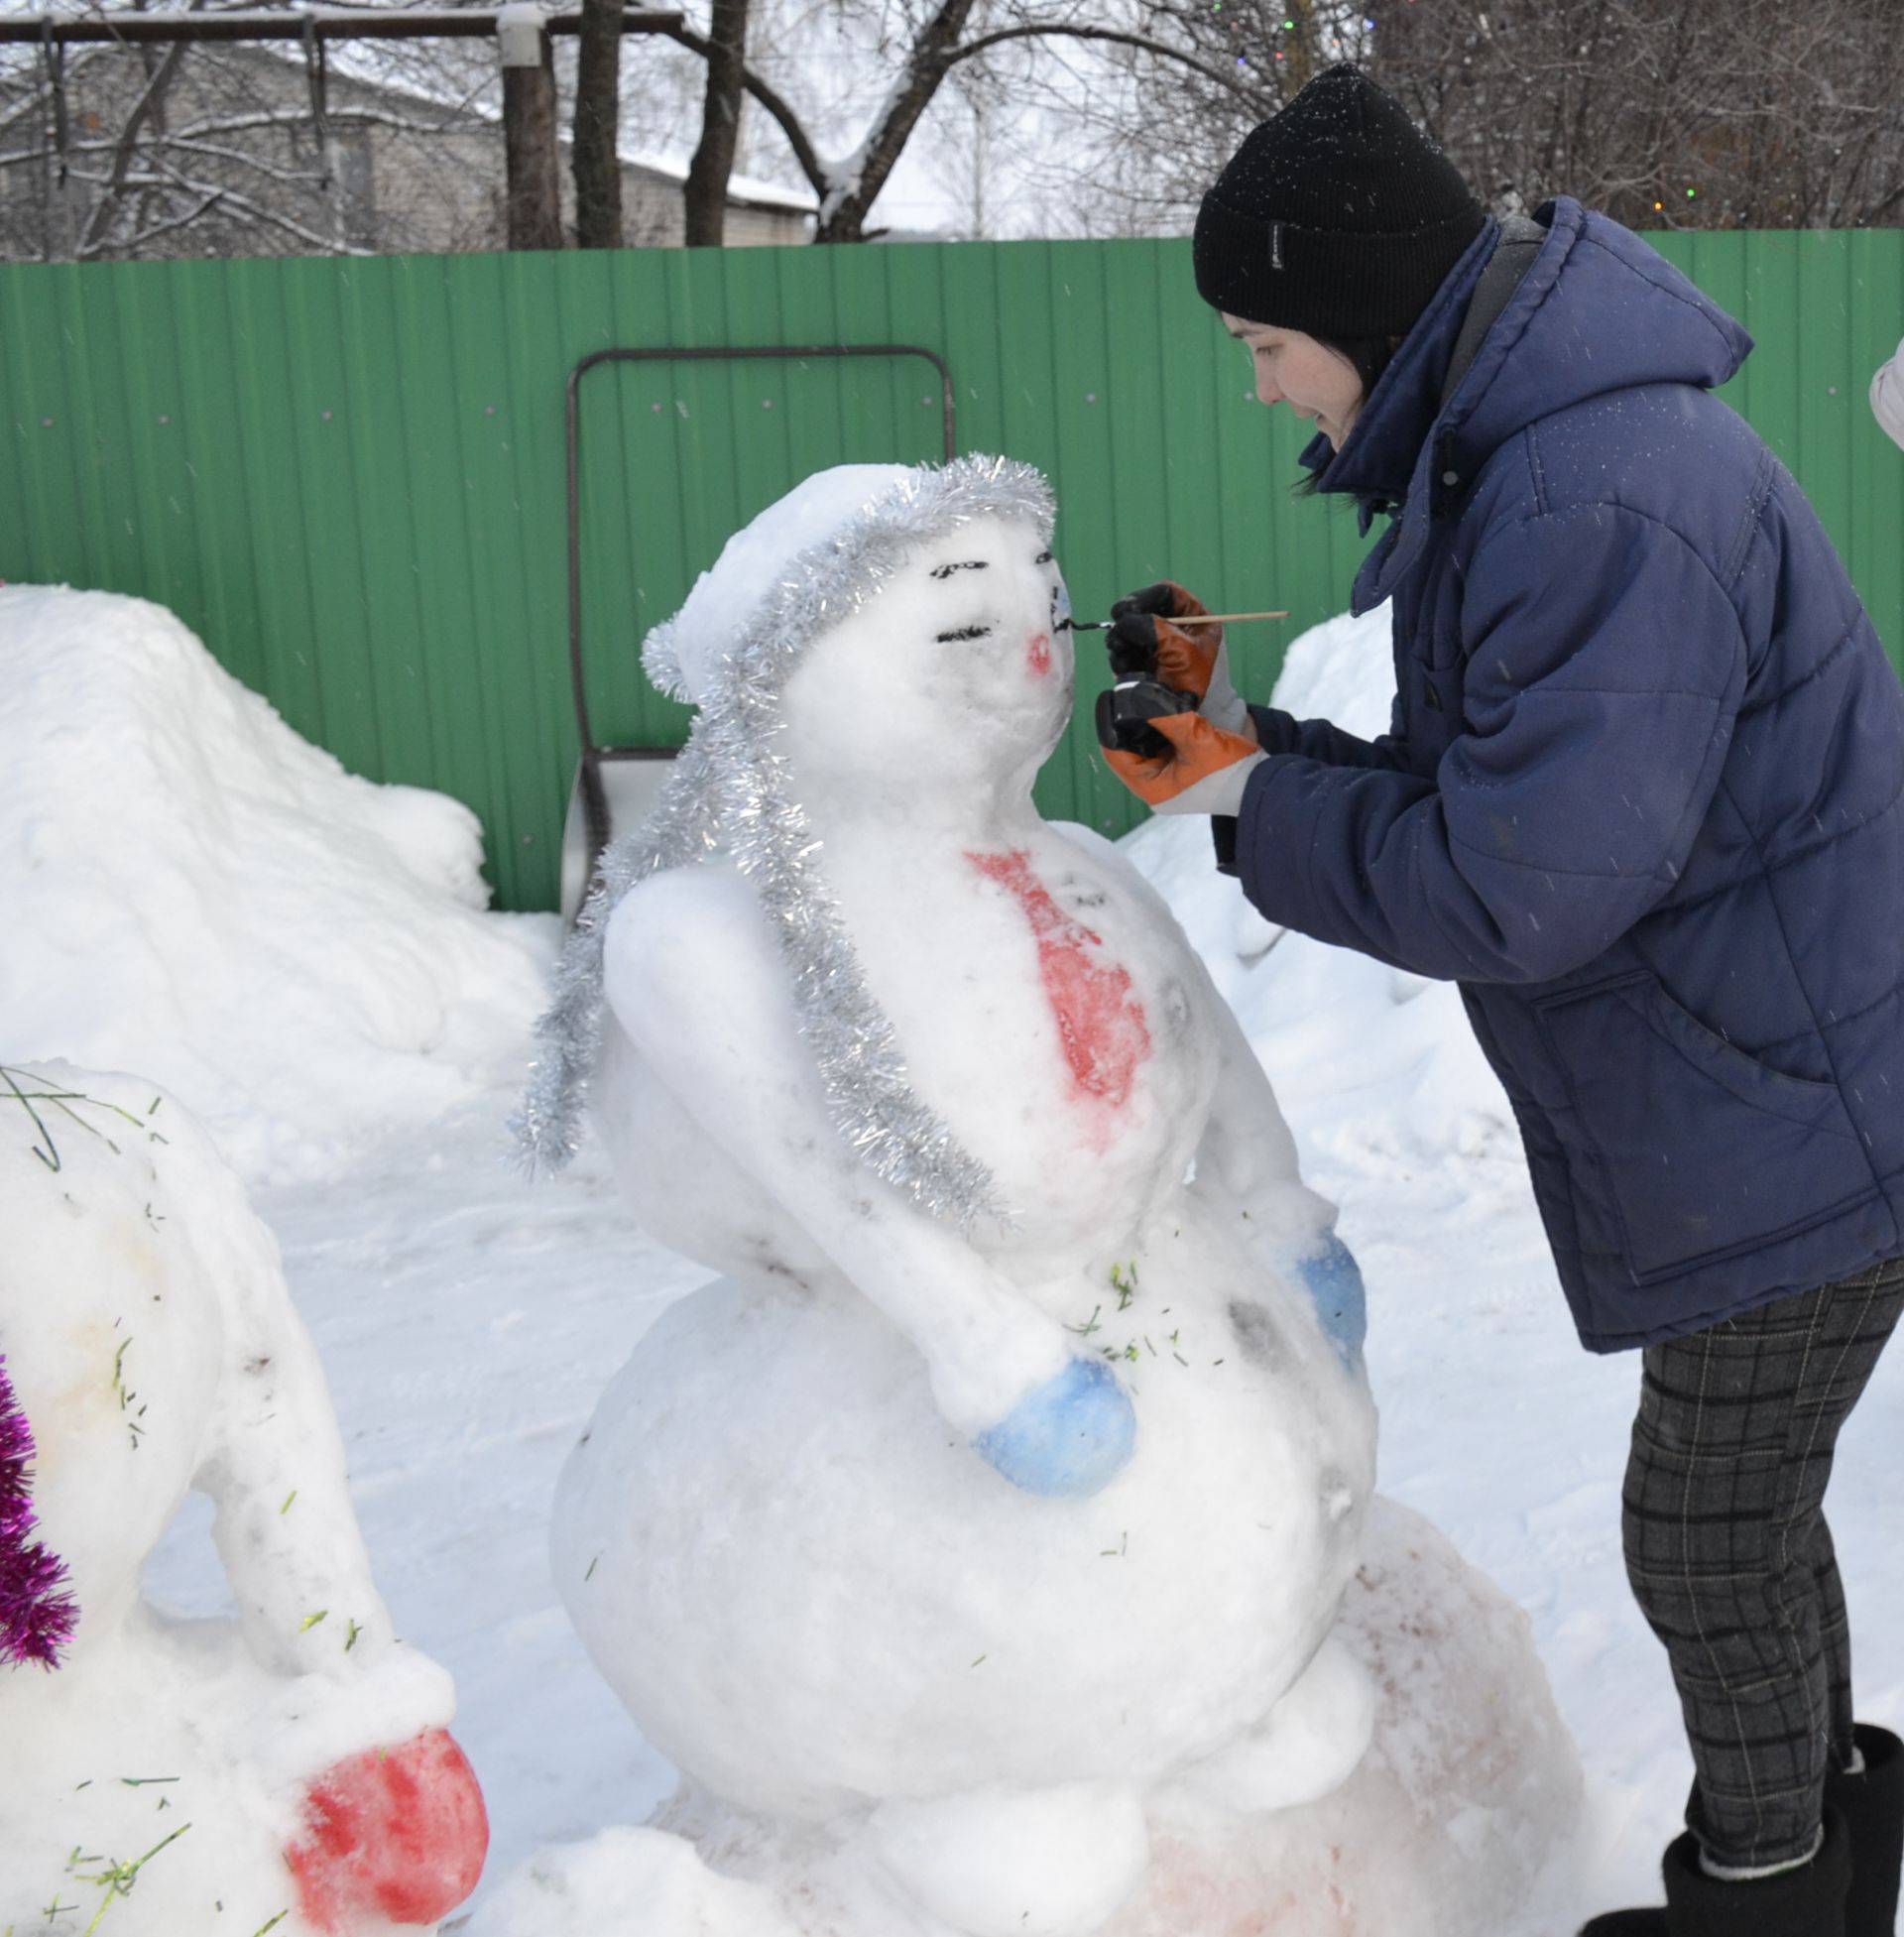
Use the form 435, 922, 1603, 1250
1064, 609, 1289, 632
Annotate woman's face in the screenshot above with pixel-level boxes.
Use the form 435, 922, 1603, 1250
1222, 313, 1366, 450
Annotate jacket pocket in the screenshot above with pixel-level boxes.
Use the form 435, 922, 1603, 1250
1534, 970, 1872, 1284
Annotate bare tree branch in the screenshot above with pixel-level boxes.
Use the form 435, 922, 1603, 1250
943, 23, 1242, 96
117, 157, 373, 252
159, 132, 332, 184
656, 18, 828, 197
812, 0, 980, 240
76, 19, 197, 257
173, 104, 472, 138
93, 185, 224, 254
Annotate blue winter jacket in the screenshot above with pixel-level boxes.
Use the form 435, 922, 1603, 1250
1235, 196, 1904, 1351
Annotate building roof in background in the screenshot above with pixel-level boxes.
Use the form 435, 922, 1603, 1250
623, 150, 815, 214
213, 35, 815, 216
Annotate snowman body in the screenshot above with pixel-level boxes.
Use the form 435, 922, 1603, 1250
551, 464, 1380, 1934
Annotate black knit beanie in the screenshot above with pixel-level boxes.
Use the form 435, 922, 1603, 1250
1193, 63, 1487, 338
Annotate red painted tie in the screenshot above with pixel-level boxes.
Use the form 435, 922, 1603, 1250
968, 850, 1151, 1125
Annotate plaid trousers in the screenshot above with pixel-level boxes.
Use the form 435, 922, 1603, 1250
1622, 1254, 1904, 1870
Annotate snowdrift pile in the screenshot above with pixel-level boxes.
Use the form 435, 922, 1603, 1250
0, 586, 554, 1181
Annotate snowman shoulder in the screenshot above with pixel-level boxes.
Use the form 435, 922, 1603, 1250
600, 865, 790, 1049
1043, 817, 1122, 866
604, 859, 769, 962
1045, 818, 1191, 935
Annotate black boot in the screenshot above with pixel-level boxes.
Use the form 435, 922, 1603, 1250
1827, 1725, 1904, 1937
1579, 1807, 1851, 1936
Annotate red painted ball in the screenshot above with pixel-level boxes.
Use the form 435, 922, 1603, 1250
288, 1727, 488, 1931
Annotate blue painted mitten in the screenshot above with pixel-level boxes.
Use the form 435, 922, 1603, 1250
1298, 1233, 1368, 1369
974, 1358, 1136, 1497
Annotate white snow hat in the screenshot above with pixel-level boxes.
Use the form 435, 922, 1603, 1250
641, 457, 1054, 708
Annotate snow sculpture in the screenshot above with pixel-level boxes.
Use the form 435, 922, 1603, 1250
0, 1061, 488, 1936
524, 458, 1403, 1936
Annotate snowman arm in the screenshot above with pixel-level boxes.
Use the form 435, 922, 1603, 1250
1185, 956, 1332, 1239
1189, 971, 1368, 1362
193, 1208, 399, 1680
602, 868, 1074, 1433
1192, 976, 1308, 1211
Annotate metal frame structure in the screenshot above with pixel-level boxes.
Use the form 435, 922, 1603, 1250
562, 341, 959, 883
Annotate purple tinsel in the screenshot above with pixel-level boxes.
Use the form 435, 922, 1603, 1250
0, 1353, 75, 1668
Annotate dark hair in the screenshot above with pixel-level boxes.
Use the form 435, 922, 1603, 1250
1332, 334, 1402, 398
1292, 333, 1403, 496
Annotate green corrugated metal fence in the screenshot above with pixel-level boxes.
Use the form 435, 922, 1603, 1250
3, 230, 1901, 910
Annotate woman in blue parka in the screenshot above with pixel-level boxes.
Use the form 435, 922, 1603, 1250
1101, 62, 1904, 1937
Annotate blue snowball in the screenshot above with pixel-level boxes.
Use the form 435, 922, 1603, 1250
1298, 1232, 1368, 1369
973, 1357, 1137, 1498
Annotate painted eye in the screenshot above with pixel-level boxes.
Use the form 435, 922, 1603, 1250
935, 624, 994, 643
1034, 550, 1053, 564
930, 560, 990, 580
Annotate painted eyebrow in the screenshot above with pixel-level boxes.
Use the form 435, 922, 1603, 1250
929, 559, 990, 578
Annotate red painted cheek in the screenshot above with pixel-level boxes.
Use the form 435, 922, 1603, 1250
288, 1727, 488, 1931
968, 850, 1150, 1138
1026, 631, 1052, 676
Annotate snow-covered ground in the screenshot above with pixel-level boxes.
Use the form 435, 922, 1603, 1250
9, 585, 1903, 1932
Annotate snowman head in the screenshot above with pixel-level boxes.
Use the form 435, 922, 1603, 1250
781, 511, 1075, 803
642, 457, 1061, 723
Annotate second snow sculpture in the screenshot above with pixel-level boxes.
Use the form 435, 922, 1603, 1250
530, 459, 1383, 1936
0, 1061, 488, 1937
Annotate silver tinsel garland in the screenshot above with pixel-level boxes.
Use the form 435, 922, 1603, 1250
515, 454, 1057, 1229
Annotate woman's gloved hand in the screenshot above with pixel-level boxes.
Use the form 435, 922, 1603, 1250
1102, 706, 1265, 814
1107, 581, 1250, 736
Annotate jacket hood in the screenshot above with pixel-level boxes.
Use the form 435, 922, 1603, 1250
1331, 197, 1755, 614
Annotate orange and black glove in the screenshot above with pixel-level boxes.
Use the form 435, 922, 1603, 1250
1096, 677, 1264, 816
1106, 581, 1250, 737
1098, 581, 1262, 817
